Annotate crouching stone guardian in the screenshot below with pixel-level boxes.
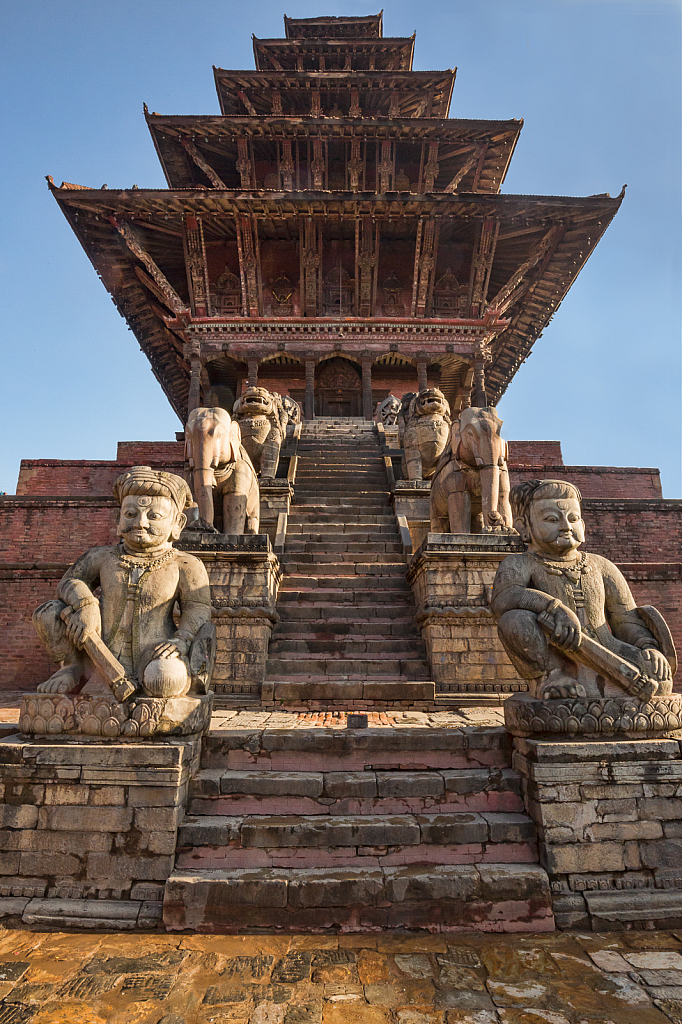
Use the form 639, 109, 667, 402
491, 479, 675, 702
33, 466, 215, 701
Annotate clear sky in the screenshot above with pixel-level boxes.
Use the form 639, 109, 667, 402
1, 0, 680, 494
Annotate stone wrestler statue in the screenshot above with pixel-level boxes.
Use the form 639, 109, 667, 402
33, 466, 214, 700
491, 479, 674, 701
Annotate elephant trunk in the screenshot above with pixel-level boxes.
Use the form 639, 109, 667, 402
480, 464, 500, 524
193, 468, 216, 526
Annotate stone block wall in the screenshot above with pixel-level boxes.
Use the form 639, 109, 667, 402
513, 736, 682, 930
0, 735, 199, 929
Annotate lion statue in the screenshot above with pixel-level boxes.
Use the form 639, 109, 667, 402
399, 388, 452, 481
232, 386, 287, 481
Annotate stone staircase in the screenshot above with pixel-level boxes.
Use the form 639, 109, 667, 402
163, 712, 553, 932
267, 418, 434, 708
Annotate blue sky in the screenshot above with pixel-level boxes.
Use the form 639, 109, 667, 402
1, 0, 680, 494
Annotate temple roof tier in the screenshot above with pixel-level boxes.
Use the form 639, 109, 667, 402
252, 37, 415, 72
213, 69, 455, 118
283, 14, 384, 39
146, 113, 521, 195
50, 181, 621, 416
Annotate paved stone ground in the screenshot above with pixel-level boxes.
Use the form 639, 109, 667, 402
0, 927, 681, 1023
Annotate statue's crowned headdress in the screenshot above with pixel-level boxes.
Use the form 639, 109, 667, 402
113, 466, 192, 513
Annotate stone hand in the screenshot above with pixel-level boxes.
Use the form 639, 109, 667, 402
639, 647, 672, 683
544, 604, 581, 651
63, 604, 101, 649
152, 638, 189, 660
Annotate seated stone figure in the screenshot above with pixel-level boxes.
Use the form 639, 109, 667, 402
491, 479, 675, 701
33, 466, 214, 700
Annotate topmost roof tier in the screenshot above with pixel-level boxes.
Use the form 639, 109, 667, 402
283, 13, 384, 39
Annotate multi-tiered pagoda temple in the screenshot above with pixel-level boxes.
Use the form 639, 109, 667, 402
49, 11, 622, 422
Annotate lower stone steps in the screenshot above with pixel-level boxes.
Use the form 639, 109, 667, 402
268, 679, 435, 703
265, 657, 429, 677
163, 863, 553, 932
188, 767, 525, 816
175, 810, 538, 870
269, 638, 425, 656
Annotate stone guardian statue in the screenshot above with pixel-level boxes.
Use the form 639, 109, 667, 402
491, 479, 676, 702
33, 466, 216, 701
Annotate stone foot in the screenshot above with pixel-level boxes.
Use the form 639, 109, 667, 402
535, 669, 586, 700
36, 666, 82, 694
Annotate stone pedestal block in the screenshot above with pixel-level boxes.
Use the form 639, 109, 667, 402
513, 732, 682, 930
0, 733, 200, 928
391, 480, 431, 553
259, 480, 294, 546
180, 533, 282, 698
407, 533, 528, 699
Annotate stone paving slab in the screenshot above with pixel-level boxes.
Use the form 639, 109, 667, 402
0, 926, 680, 1022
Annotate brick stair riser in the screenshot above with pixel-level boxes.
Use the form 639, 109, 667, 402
265, 659, 428, 676
163, 863, 554, 934
189, 791, 525, 817
277, 578, 410, 591
273, 622, 419, 636
177, 842, 538, 871
279, 563, 406, 576
285, 544, 403, 555
201, 733, 511, 772
269, 640, 425, 656
277, 591, 413, 604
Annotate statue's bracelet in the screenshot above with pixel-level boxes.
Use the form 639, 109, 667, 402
544, 598, 561, 616
72, 597, 99, 612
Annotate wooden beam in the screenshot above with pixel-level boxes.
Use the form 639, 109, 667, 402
180, 138, 227, 190
183, 215, 210, 317
443, 144, 485, 194
413, 218, 439, 317
237, 90, 257, 116
410, 217, 424, 317
423, 142, 439, 192
236, 139, 254, 188
468, 218, 499, 318
487, 224, 564, 314
357, 216, 376, 317
110, 219, 186, 316
235, 214, 261, 317
379, 140, 394, 192
301, 218, 321, 317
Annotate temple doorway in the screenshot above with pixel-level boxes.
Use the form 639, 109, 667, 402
314, 357, 362, 417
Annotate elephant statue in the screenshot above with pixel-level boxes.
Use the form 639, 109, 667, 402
376, 394, 401, 427
232, 386, 287, 481
399, 388, 452, 481
185, 407, 260, 534
430, 406, 514, 534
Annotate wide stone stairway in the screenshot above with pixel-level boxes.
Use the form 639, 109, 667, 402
162, 420, 553, 934
266, 418, 432, 707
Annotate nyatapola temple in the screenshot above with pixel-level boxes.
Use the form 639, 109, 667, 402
1, 12, 681, 936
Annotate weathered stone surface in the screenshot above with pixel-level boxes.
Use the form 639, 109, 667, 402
506, 693, 682, 739
20, 693, 213, 739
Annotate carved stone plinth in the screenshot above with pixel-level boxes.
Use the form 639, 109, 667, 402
505, 692, 682, 739
179, 533, 282, 698
259, 480, 294, 546
513, 734, 682, 930
19, 692, 212, 739
391, 480, 431, 552
407, 533, 527, 699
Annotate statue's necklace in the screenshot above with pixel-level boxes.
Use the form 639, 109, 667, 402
118, 546, 175, 575
531, 550, 589, 585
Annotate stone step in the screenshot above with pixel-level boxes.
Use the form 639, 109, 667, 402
278, 604, 415, 619
287, 521, 397, 532
163, 863, 554, 932
280, 562, 406, 576
291, 497, 391, 507
201, 721, 511, 772
269, 679, 434, 704
281, 552, 403, 565
284, 542, 403, 554
265, 657, 429, 678
269, 638, 425, 656
272, 620, 419, 637
278, 576, 411, 591
188, 767, 525, 817
175, 810, 538, 871
277, 589, 414, 604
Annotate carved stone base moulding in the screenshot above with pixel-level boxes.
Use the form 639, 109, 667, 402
19, 692, 213, 739
505, 692, 682, 739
